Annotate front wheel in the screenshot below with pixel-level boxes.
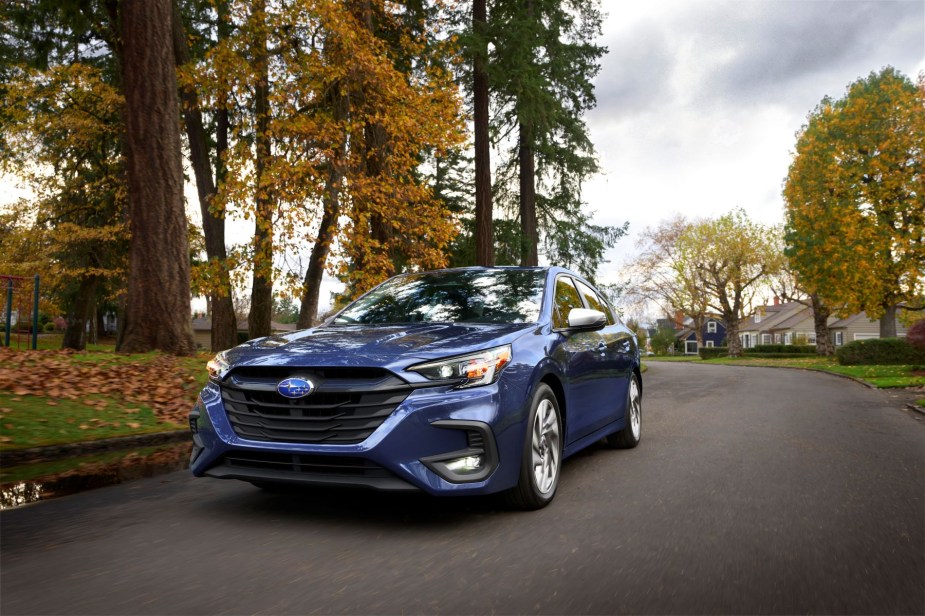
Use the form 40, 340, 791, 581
605, 373, 641, 449
506, 384, 562, 510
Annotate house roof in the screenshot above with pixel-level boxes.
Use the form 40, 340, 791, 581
767, 306, 813, 331
828, 312, 869, 329
739, 302, 803, 331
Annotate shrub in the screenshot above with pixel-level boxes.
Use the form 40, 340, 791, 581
907, 319, 925, 351
699, 347, 728, 359
752, 344, 816, 354
836, 338, 925, 365
43, 322, 55, 333
743, 352, 821, 359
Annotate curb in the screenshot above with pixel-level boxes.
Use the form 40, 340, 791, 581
1, 430, 189, 467
906, 403, 925, 417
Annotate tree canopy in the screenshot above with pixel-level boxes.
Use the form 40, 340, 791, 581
784, 67, 925, 337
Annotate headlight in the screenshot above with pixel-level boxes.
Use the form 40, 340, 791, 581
408, 345, 512, 388
206, 351, 230, 380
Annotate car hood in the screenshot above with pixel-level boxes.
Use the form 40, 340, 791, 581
223, 322, 537, 369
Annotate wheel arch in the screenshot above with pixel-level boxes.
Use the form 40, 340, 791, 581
539, 372, 567, 435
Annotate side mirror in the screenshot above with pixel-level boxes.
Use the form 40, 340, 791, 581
567, 308, 607, 330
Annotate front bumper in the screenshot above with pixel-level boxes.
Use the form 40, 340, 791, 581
189, 379, 526, 495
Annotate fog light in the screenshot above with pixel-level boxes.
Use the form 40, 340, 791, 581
444, 455, 483, 474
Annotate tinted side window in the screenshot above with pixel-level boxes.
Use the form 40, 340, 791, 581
574, 280, 614, 325
553, 277, 584, 329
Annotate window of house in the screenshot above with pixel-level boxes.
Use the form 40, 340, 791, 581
774, 334, 781, 343
707, 321, 717, 334
706, 340, 714, 348
854, 333, 879, 341
685, 340, 698, 354
834, 331, 843, 346
784, 332, 793, 345
807, 333, 816, 344
761, 334, 771, 344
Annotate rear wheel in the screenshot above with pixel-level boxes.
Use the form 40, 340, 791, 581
605, 373, 641, 449
506, 384, 562, 510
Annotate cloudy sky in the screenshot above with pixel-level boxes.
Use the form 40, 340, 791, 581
585, 0, 924, 288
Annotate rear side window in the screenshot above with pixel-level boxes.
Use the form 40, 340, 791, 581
553, 277, 584, 329
574, 280, 615, 325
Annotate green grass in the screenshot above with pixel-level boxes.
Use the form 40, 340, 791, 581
0, 392, 184, 449
917, 398, 925, 408
697, 356, 925, 388
644, 355, 702, 362
4, 333, 117, 352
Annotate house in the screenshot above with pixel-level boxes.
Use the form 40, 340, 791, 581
829, 311, 909, 346
192, 317, 298, 351
738, 302, 911, 349
737, 300, 804, 348
675, 316, 727, 354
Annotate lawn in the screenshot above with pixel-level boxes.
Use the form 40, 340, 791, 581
646, 354, 925, 388
0, 345, 210, 451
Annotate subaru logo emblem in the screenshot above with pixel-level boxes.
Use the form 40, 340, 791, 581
277, 377, 314, 399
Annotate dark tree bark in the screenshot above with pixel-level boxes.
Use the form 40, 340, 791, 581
880, 303, 898, 338
473, 0, 493, 266
518, 122, 538, 266
62, 276, 99, 351
117, 0, 195, 355
171, 1, 238, 351
249, 0, 273, 340
811, 295, 834, 356
297, 87, 349, 329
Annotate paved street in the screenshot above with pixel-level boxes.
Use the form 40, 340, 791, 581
2, 362, 923, 615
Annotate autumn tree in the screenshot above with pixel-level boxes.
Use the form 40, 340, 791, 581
784, 67, 925, 338
117, 0, 196, 354
625, 215, 711, 348
196, 0, 462, 327
678, 210, 781, 357
173, 0, 238, 351
0, 2, 128, 351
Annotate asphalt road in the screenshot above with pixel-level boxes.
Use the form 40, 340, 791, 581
2, 363, 923, 615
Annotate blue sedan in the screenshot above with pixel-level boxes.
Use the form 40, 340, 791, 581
189, 266, 642, 509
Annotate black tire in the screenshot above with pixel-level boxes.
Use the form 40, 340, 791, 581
605, 373, 641, 449
506, 383, 563, 510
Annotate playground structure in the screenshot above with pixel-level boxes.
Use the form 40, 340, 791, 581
1, 274, 40, 350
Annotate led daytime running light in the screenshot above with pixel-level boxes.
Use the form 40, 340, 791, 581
409, 345, 512, 388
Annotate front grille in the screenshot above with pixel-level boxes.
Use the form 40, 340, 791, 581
222, 451, 394, 479
220, 367, 412, 445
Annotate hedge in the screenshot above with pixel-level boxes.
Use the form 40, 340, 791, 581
743, 352, 822, 359
699, 347, 728, 359
752, 344, 817, 354
835, 338, 925, 365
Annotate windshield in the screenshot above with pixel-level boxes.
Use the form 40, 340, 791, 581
333, 269, 547, 325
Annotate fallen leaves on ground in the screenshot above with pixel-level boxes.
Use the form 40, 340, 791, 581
0, 347, 204, 426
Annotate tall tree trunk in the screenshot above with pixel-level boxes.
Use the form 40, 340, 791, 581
518, 122, 538, 266
117, 0, 195, 355
171, 0, 238, 351
811, 294, 833, 356
473, 0, 493, 266
249, 0, 273, 340
297, 87, 349, 329
725, 317, 742, 357
880, 303, 897, 338
62, 276, 99, 351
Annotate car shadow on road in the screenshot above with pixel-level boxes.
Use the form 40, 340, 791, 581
189, 448, 609, 530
